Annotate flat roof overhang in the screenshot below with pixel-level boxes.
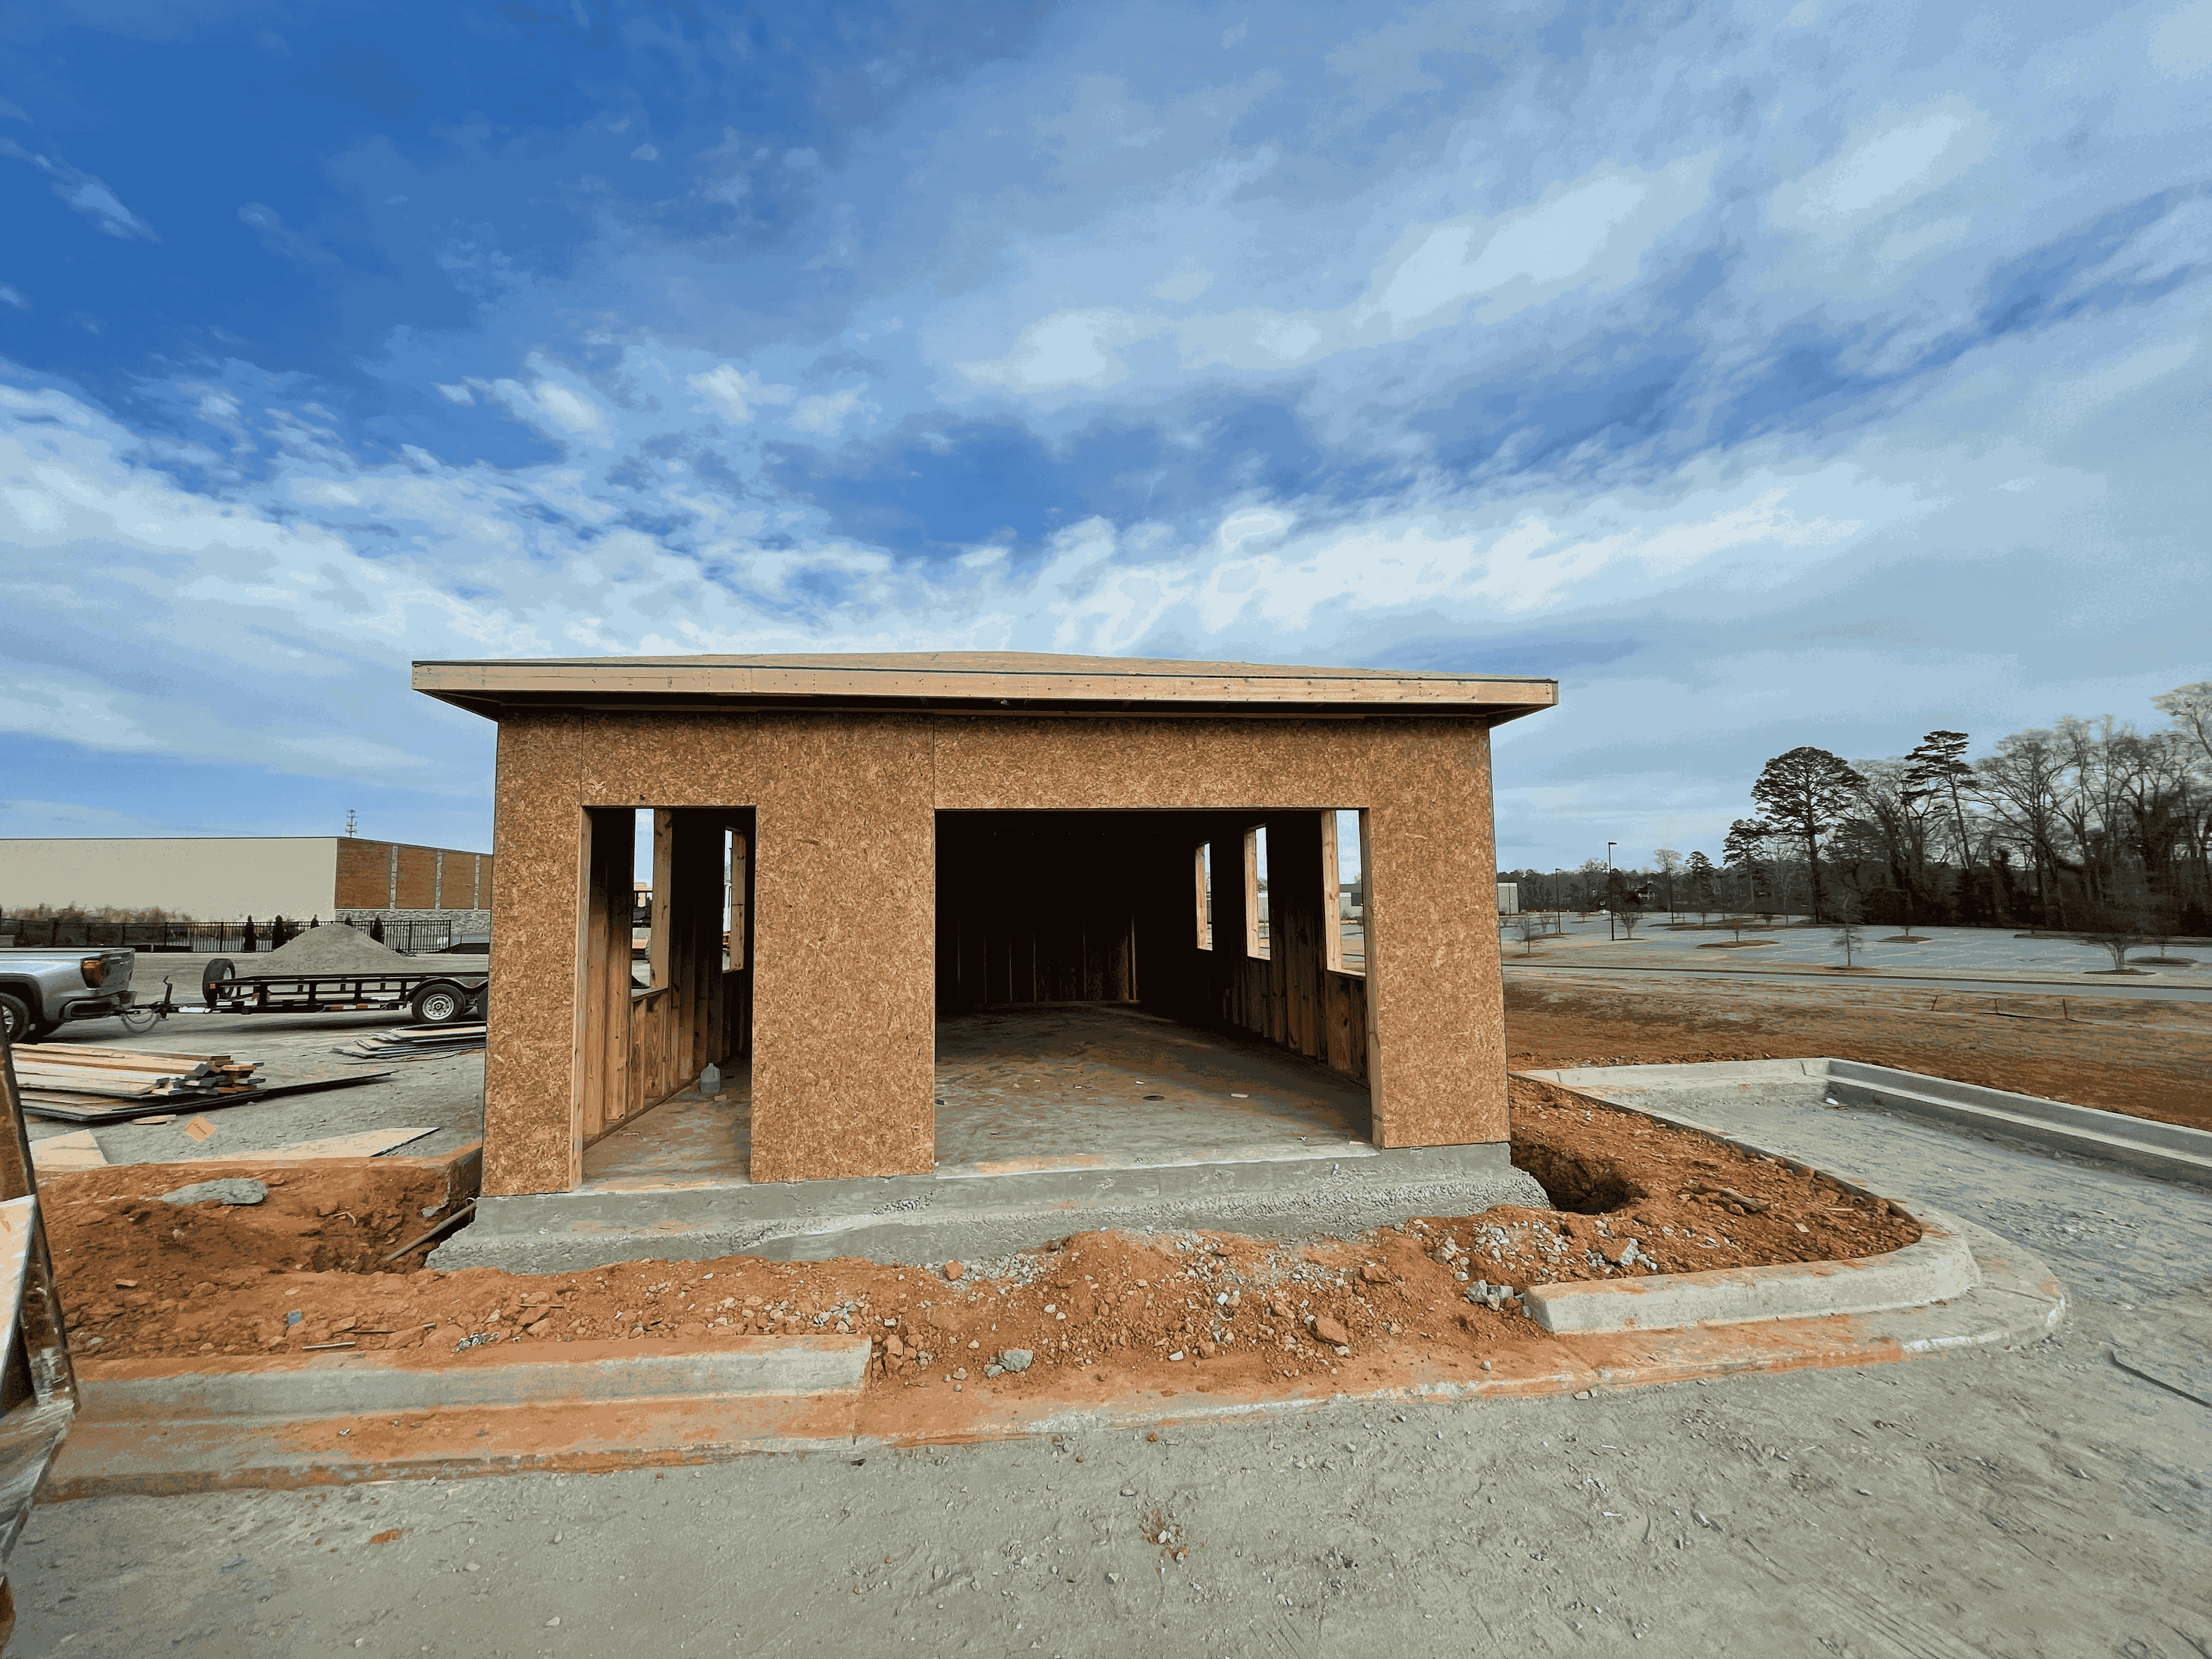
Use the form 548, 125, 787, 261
410, 652, 1558, 725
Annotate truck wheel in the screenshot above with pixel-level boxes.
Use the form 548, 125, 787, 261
201, 958, 236, 1005
0, 993, 31, 1046
410, 981, 471, 1025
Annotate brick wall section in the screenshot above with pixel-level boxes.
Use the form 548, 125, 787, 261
334, 837, 394, 909
333, 839, 491, 910
393, 845, 438, 908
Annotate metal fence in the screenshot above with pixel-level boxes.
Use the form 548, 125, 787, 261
0, 916, 463, 955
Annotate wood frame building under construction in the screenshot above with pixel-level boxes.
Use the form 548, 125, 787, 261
411, 653, 1557, 1200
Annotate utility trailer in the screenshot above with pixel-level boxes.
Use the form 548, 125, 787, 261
195, 958, 488, 1025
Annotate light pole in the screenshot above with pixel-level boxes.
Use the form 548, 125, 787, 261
1606, 843, 1617, 939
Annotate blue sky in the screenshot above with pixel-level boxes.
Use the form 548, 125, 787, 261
3, 0, 2207, 871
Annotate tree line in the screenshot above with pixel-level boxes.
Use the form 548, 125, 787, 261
1504, 681, 2212, 935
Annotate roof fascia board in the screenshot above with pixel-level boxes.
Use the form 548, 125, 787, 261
411, 659, 1557, 721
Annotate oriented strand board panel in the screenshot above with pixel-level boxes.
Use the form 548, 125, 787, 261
458, 684, 1525, 1193
571, 713, 938, 1184
481, 714, 588, 1196
933, 716, 1504, 1148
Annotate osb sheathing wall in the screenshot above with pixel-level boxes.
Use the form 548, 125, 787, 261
483, 709, 1504, 1196
1134, 810, 1372, 1085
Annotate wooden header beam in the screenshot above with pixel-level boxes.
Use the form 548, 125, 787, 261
412, 652, 1558, 725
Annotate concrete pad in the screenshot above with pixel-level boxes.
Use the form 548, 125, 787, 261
1522, 1057, 2212, 1189
437, 1139, 1546, 1273
449, 1006, 1546, 1272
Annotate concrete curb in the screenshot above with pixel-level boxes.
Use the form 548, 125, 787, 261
1522, 1058, 2212, 1190
77, 1336, 868, 1422
38, 1220, 2064, 1497
1521, 1207, 1982, 1335
884, 1207, 2063, 1445
1503, 957, 2212, 991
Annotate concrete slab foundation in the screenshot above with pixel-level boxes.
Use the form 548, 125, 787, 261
433, 1139, 1546, 1274
436, 1008, 1549, 1273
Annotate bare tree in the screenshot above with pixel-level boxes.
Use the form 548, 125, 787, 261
1652, 849, 1683, 919
2078, 921, 2145, 973
1510, 913, 1547, 956
1831, 921, 1867, 967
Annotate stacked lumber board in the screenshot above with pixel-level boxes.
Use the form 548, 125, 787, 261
330, 1023, 487, 1061
10, 1043, 261, 1110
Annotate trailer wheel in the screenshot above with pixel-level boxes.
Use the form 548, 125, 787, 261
201, 958, 236, 1005
469, 985, 489, 1019
410, 981, 471, 1025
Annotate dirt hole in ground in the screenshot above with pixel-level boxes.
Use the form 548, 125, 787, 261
1511, 1137, 1640, 1214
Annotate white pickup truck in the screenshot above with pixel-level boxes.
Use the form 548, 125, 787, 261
0, 947, 136, 1045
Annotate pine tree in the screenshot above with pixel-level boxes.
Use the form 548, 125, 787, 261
1750, 747, 1868, 922
1903, 729, 1979, 919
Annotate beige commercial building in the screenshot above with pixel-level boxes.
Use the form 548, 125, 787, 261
0, 836, 493, 921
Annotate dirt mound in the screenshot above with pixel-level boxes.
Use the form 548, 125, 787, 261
255, 925, 411, 974
44, 1085, 1918, 1381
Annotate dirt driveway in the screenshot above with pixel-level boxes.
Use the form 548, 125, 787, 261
1505, 968, 2212, 1132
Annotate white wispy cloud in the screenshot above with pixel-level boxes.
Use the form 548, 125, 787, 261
0, 138, 158, 240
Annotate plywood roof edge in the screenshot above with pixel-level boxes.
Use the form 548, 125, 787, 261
411, 657, 1558, 719
412, 652, 1555, 685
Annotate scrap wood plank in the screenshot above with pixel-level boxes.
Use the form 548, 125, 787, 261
29, 1131, 106, 1172
16, 1044, 232, 1071
27, 1043, 232, 1062
20, 1070, 391, 1125
16, 1053, 216, 1079
245, 1128, 437, 1162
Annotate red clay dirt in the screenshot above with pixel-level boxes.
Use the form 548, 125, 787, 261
48, 1079, 1915, 1418
1505, 970, 2212, 1132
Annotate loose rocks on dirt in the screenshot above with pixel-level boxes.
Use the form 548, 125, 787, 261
158, 1178, 268, 1207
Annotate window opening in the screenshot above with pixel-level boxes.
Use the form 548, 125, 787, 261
1194, 842, 1214, 950
632, 807, 659, 988
1244, 825, 1269, 960
1322, 809, 1365, 975
724, 828, 748, 970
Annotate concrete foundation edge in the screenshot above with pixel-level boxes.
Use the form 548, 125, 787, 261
430, 1154, 1551, 1275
